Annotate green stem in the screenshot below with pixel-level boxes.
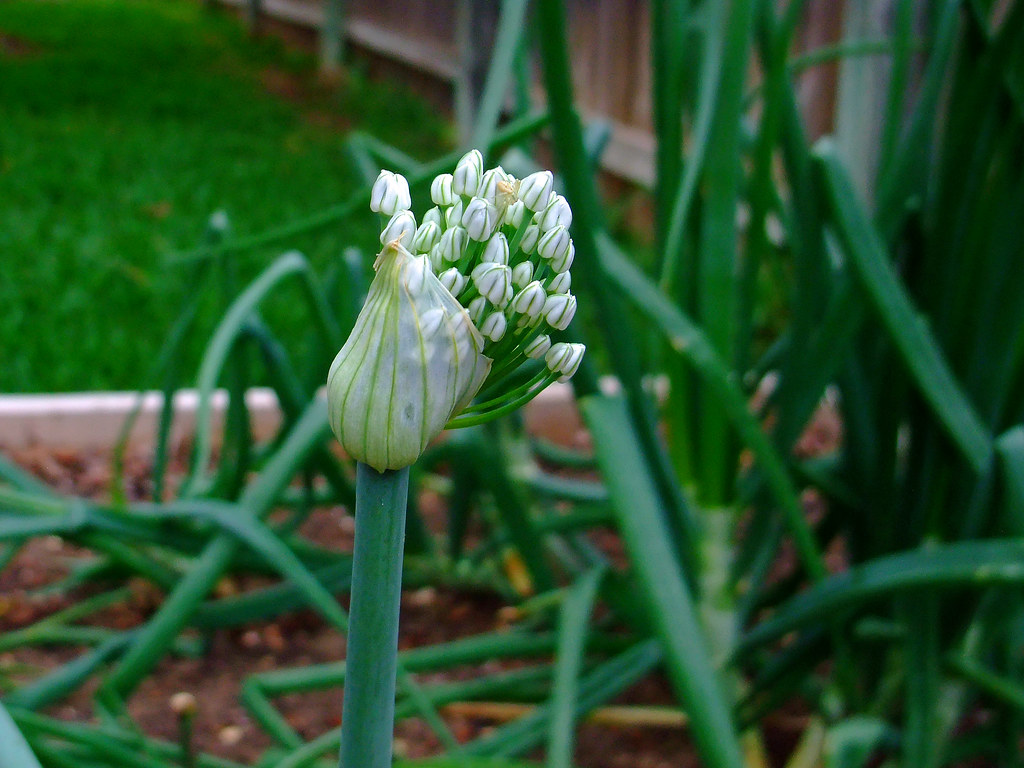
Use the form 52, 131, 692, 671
340, 463, 410, 768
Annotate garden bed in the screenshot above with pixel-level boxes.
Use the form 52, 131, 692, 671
0, 393, 729, 768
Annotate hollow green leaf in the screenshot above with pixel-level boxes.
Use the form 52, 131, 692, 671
581, 395, 745, 768
813, 140, 993, 475
738, 540, 1024, 653
547, 566, 605, 768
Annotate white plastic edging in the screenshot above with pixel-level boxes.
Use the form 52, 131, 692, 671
0, 383, 587, 451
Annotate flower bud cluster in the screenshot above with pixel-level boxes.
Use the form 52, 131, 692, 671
326, 154, 585, 471
393, 151, 584, 381
369, 152, 584, 386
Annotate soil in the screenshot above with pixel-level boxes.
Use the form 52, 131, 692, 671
0, 429, 745, 768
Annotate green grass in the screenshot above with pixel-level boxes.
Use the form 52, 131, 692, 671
0, 0, 452, 393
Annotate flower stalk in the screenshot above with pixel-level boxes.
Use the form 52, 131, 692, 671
339, 463, 409, 768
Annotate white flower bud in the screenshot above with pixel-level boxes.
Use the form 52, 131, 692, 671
538, 194, 572, 231
481, 232, 509, 265
511, 280, 547, 319
327, 242, 491, 471
511, 261, 534, 288
504, 200, 526, 228
444, 199, 465, 229
423, 206, 443, 228
537, 225, 571, 262
412, 220, 442, 253
471, 262, 513, 307
370, 170, 411, 215
467, 295, 489, 325
477, 166, 510, 202
452, 149, 483, 196
519, 224, 541, 254
439, 226, 468, 263
430, 173, 455, 206
545, 342, 585, 381
517, 313, 539, 329
439, 267, 467, 296
550, 240, 575, 273
428, 244, 444, 272
405, 253, 433, 293
543, 293, 577, 330
418, 306, 446, 338
380, 210, 417, 246
480, 311, 507, 342
547, 271, 571, 293
462, 197, 499, 242
518, 171, 553, 212
524, 334, 551, 360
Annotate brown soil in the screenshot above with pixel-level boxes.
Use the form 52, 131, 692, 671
1, 439, 714, 768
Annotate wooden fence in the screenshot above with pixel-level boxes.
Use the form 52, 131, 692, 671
218, 0, 853, 185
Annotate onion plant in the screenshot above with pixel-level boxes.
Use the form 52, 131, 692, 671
326, 156, 584, 768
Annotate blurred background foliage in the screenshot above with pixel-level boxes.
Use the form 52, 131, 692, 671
0, 0, 450, 392
1, 1, 1024, 767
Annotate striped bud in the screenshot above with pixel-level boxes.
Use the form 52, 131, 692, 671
543, 293, 577, 330
370, 170, 411, 215
481, 232, 510, 265
430, 173, 455, 206
380, 210, 417, 246
452, 149, 483, 196
471, 262, 513, 307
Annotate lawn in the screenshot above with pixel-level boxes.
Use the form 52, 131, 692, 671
0, 0, 452, 393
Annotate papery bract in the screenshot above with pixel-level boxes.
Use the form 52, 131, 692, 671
327, 242, 491, 472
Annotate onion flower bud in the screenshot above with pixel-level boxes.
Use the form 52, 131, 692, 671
477, 166, 510, 203
547, 271, 571, 294
471, 262, 513, 307
430, 173, 455, 206
518, 171, 553, 212
444, 199, 465, 229
439, 267, 467, 296
327, 241, 491, 471
550, 240, 575, 274
481, 232, 510, 265
462, 197, 500, 242
511, 261, 534, 288
545, 342, 586, 382
511, 280, 547, 319
504, 200, 526, 228
537, 225, 571, 263
467, 295, 489, 325
412, 220, 442, 253
524, 334, 552, 359
519, 224, 541, 254
370, 170, 411, 215
537, 194, 572, 231
439, 226, 468, 263
452, 149, 483, 197
480, 311, 508, 342
543, 292, 577, 330
422, 206, 443, 228
379, 210, 416, 246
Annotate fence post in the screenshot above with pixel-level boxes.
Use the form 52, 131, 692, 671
320, 0, 347, 77
245, 0, 263, 36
